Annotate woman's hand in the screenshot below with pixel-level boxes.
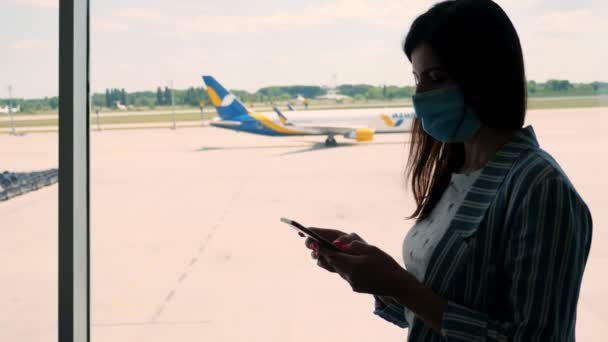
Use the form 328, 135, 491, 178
318, 240, 411, 297
306, 232, 447, 334
303, 228, 365, 273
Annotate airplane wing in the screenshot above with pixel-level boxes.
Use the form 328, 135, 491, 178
271, 107, 367, 135
287, 123, 375, 142
293, 124, 363, 135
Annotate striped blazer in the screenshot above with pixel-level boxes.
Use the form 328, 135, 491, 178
374, 126, 592, 341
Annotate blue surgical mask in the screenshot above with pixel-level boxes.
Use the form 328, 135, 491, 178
412, 87, 481, 143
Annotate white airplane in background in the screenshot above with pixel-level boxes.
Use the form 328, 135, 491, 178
202, 75, 414, 146
115, 101, 127, 110
0, 105, 20, 114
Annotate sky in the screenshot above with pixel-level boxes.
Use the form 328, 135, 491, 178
1, 0, 607, 98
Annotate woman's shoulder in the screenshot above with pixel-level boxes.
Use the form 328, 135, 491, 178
506, 146, 583, 203
512, 147, 566, 181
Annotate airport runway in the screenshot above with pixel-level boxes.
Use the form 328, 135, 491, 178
1, 107, 606, 341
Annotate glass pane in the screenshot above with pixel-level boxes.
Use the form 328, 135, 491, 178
0, 1, 59, 341
91, 1, 607, 341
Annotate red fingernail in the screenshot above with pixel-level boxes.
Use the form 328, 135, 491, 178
298, 232, 305, 237
333, 241, 349, 249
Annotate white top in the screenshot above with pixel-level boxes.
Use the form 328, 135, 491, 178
402, 168, 483, 327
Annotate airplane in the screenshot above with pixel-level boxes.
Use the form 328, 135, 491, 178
201, 75, 415, 146
114, 101, 128, 110
0, 105, 20, 114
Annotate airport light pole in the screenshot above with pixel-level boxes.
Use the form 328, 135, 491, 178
92, 94, 101, 131
95, 107, 101, 131
169, 80, 176, 130
7, 85, 17, 135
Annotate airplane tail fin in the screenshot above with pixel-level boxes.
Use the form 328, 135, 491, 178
202, 75, 250, 120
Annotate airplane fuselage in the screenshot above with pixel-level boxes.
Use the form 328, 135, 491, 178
210, 107, 415, 137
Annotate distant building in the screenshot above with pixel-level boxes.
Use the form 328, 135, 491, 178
316, 75, 352, 101
316, 87, 351, 101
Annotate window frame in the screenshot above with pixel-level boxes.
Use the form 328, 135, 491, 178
58, 0, 90, 341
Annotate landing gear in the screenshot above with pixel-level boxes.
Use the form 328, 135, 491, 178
325, 136, 338, 147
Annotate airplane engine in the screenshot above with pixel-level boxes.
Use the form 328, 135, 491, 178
345, 128, 374, 142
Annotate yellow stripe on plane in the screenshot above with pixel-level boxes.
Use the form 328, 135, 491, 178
380, 114, 395, 127
249, 112, 305, 134
207, 87, 223, 107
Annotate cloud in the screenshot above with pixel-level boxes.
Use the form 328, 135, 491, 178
535, 9, 608, 35
180, 0, 424, 34
13, 0, 57, 9
9, 39, 43, 50
93, 20, 129, 33
93, 7, 165, 33
112, 8, 162, 22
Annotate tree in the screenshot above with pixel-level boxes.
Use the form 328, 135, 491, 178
121, 89, 127, 105
112, 89, 121, 105
546, 79, 572, 92
105, 89, 111, 108
156, 87, 163, 105
338, 84, 373, 97
527, 80, 537, 94
163, 87, 172, 106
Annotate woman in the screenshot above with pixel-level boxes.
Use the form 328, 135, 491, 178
304, 1, 592, 341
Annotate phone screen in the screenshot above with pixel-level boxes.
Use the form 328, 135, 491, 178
281, 217, 352, 254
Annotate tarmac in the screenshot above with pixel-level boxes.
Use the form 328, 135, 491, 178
0, 107, 606, 341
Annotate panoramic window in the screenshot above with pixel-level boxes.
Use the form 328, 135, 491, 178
0, 1, 59, 341
2, 0, 606, 341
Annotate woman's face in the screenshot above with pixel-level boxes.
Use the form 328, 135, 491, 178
411, 44, 457, 94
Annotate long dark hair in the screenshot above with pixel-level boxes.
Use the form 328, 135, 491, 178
403, 0, 527, 221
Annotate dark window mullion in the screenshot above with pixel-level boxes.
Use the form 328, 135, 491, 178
58, 0, 90, 341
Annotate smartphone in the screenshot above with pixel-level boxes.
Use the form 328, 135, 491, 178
280, 217, 352, 254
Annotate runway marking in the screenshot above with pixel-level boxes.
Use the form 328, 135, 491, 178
149, 305, 166, 323
165, 289, 176, 302
148, 175, 251, 323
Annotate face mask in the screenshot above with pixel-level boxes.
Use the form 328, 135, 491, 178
412, 87, 481, 143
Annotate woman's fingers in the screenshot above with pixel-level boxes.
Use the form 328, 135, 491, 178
350, 232, 364, 242
333, 232, 366, 245
317, 256, 336, 272
308, 227, 348, 241
309, 245, 336, 272
305, 237, 318, 250
333, 235, 351, 244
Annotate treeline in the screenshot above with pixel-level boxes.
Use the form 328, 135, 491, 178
337, 84, 416, 99
2, 80, 607, 113
91, 87, 208, 108
233, 85, 326, 102
528, 80, 608, 96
